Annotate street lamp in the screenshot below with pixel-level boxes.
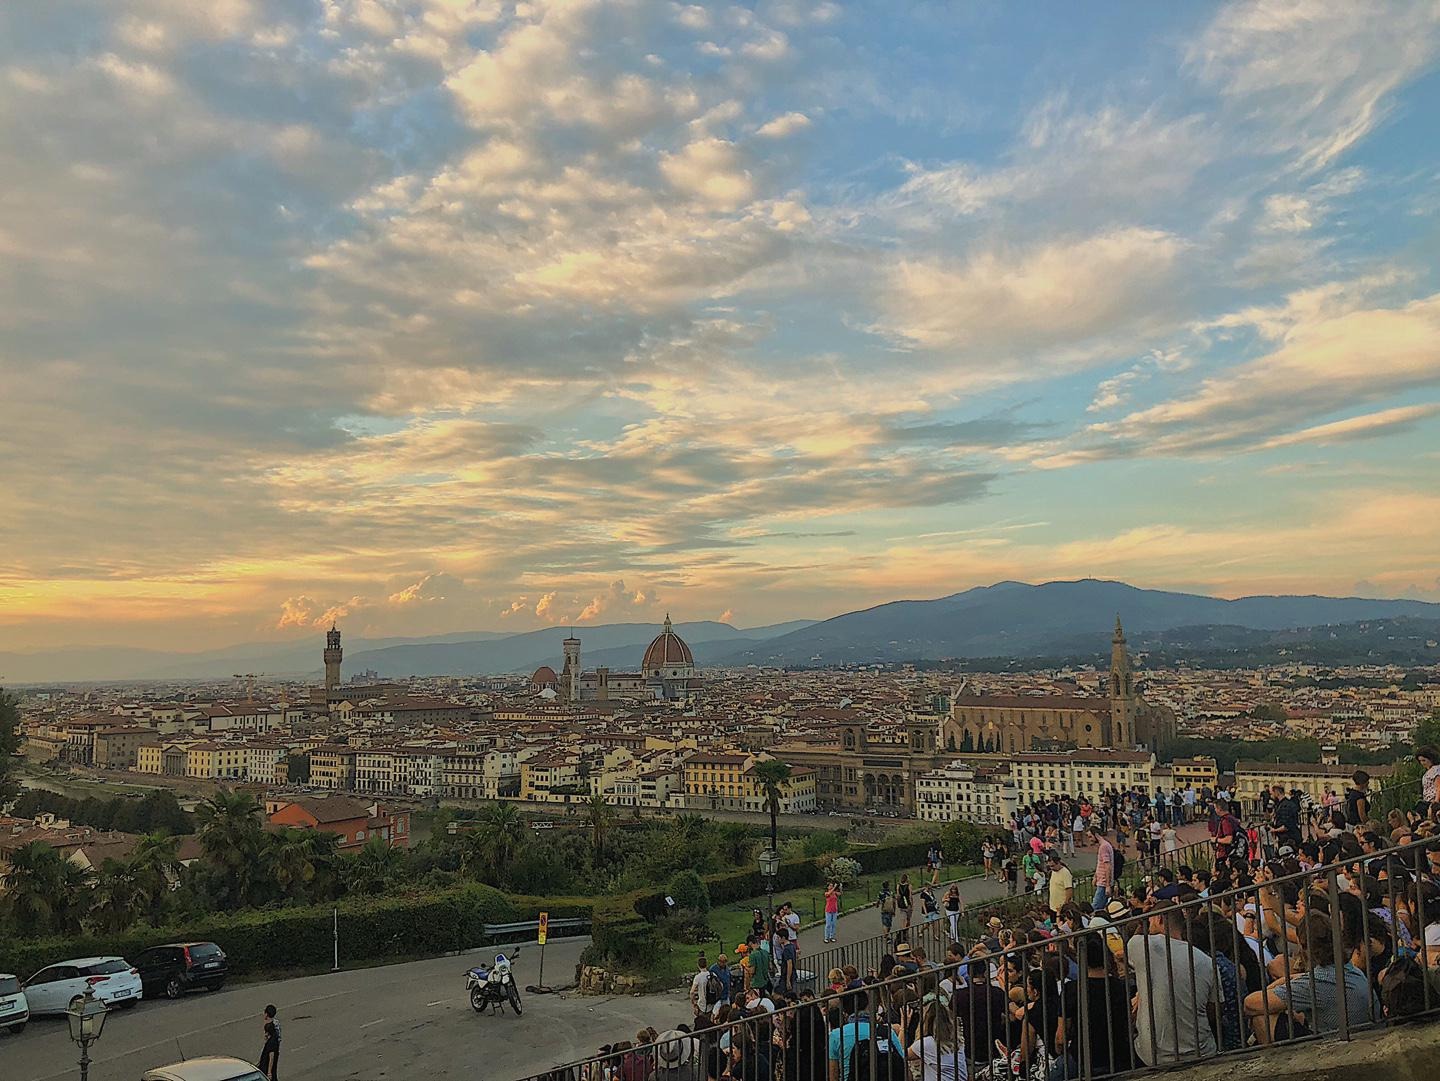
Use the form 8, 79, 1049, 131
758, 846, 780, 930
66, 989, 108, 1081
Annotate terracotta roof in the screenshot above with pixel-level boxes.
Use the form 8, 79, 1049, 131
642, 615, 694, 670
953, 694, 1110, 712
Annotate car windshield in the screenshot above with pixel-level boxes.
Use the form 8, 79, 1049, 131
0, 976, 19, 995
189, 944, 223, 961
83, 960, 130, 976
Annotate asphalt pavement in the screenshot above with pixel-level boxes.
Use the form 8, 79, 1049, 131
3, 828, 1209, 1080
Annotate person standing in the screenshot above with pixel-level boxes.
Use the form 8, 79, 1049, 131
1418, 746, 1440, 813
259, 1019, 281, 1081
898, 873, 914, 932
823, 882, 841, 943
1091, 825, 1115, 910
879, 881, 897, 938
943, 884, 963, 941
690, 954, 713, 1021
1046, 852, 1074, 913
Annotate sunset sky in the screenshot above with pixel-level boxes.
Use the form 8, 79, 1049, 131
2, 0, 1439, 653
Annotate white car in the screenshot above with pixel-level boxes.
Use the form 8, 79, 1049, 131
141, 1056, 268, 1081
23, 957, 142, 1014
0, 973, 29, 1034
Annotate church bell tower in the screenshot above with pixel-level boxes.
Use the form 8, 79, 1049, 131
324, 623, 343, 695
1108, 615, 1135, 747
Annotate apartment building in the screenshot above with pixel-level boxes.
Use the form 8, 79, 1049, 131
914, 761, 1007, 825
185, 743, 248, 780
1009, 749, 1155, 805
310, 746, 358, 790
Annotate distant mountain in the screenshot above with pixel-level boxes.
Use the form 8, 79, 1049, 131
347, 619, 816, 678
712, 580, 1440, 667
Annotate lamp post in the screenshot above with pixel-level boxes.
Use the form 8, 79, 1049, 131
757, 846, 780, 931
66, 988, 108, 1081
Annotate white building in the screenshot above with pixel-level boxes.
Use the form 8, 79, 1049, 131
915, 761, 1007, 825
1009, 749, 1155, 805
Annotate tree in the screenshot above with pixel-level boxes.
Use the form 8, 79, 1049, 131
583, 793, 615, 864
195, 789, 264, 906
1, 842, 90, 935
342, 835, 407, 895
0, 690, 20, 805
469, 803, 525, 884
263, 829, 319, 902
90, 859, 146, 934
129, 832, 182, 923
752, 758, 792, 859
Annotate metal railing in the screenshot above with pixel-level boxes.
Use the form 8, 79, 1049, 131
523, 828, 1440, 1081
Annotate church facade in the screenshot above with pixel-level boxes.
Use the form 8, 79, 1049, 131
942, 618, 1174, 755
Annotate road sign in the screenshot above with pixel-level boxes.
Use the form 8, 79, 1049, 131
537, 911, 549, 945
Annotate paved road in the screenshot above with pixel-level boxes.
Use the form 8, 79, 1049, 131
4, 828, 1211, 1080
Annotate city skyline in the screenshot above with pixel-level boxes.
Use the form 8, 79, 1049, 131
3, 1, 1440, 653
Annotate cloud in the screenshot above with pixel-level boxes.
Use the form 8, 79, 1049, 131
1258, 403, 1440, 449
660, 138, 755, 209
756, 111, 811, 138
1190, 0, 1440, 169
875, 228, 1186, 372
387, 571, 469, 606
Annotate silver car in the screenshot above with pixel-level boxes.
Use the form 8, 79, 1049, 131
141, 1057, 268, 1081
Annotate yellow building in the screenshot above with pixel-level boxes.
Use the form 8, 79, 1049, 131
136, 743, 165, 775
185, 743, 248, 780
1169, 757, 1219, 790
681, 752, 819, 813
1233, 760, 1395, 810
310, 746, 358, 790
519, 754, 584, 801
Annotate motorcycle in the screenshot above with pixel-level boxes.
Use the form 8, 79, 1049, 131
467, 949, 523, 1016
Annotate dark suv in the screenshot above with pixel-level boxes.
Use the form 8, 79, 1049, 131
134, 943, 228, 999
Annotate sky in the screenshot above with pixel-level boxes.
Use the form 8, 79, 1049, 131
2, 0, 1439, 654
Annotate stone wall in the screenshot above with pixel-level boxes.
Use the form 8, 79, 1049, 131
575, 963, 655, 996
1164, 1023, 1440, 1081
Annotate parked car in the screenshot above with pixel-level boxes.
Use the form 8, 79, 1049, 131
0, 973, 29, 1034
22, 957, 142, 1014
134, 942, 228, 999
141, 1057, 268, 1081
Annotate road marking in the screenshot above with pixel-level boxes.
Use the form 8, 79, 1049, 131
360, 1018, 386, 1029
426, 1000, 444, 1007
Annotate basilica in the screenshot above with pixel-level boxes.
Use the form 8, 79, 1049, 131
530, 615, 702, 704
942, 617, 1175, 754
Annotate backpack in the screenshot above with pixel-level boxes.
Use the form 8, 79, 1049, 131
880, 893, 897, 916
705, 969, 722, 1002
1111, 847, 1126, 882
848, 1028, 908, 1081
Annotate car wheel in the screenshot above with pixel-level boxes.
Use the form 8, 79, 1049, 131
8, 1021, 24, 1035
165, 977, 184, 1000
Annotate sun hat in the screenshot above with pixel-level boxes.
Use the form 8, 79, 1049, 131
655, 1031, 697, 1069
895, 942, 913, 957
1105, 900, 1128, 918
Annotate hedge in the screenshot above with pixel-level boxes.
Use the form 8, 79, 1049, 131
0, 885, 596, 981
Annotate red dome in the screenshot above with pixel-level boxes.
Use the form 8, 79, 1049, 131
642, 616, 694, 671
531, 665, 559, 686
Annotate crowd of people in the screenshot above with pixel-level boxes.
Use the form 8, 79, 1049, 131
552, 767, 1440, 1081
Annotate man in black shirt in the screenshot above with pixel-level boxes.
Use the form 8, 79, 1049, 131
1269, 785, 1302, 853
1059, 934, 1134, 1077
950, 958, 1007, 1069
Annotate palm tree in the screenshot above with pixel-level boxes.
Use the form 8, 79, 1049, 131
298, 828, 342, 900
342, 835, 406, 895
91, 858, 146, 934
263, 829, 317, 902
1, 842, 71, 934
195, 789, 263, 905
752, 758, 793, 858
583, 793, 614, 864
129, 832, 182, 923
472, 803, 525, 883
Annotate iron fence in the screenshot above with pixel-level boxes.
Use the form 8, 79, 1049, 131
526, 829, 1440, 1081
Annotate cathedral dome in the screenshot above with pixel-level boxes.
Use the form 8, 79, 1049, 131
642, 615, 694, 671
531, 665, 559, 687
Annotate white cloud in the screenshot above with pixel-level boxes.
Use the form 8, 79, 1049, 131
660, 137, 755, 209
756, 111, 811, 138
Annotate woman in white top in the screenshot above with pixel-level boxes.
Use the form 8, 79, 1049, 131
908, 1001, 966, 1081
1161, 823, 1179, 853
1417, 746, 1440, 809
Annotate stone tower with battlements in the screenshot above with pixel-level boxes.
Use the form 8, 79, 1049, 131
324, 623, 343, 694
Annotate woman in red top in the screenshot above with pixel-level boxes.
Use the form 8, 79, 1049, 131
823, 881, 841, 942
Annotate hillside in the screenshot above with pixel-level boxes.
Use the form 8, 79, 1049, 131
713, 580, 1440, 666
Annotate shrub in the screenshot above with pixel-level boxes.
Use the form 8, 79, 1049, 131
666, 869, 711, 914
819, 855, 862, 887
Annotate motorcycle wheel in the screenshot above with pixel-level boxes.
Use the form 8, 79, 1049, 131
469, 987, 487, 1013
507, 983, 523, 1016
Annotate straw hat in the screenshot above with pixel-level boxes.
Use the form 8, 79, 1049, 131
654, 1031, 697, 1069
